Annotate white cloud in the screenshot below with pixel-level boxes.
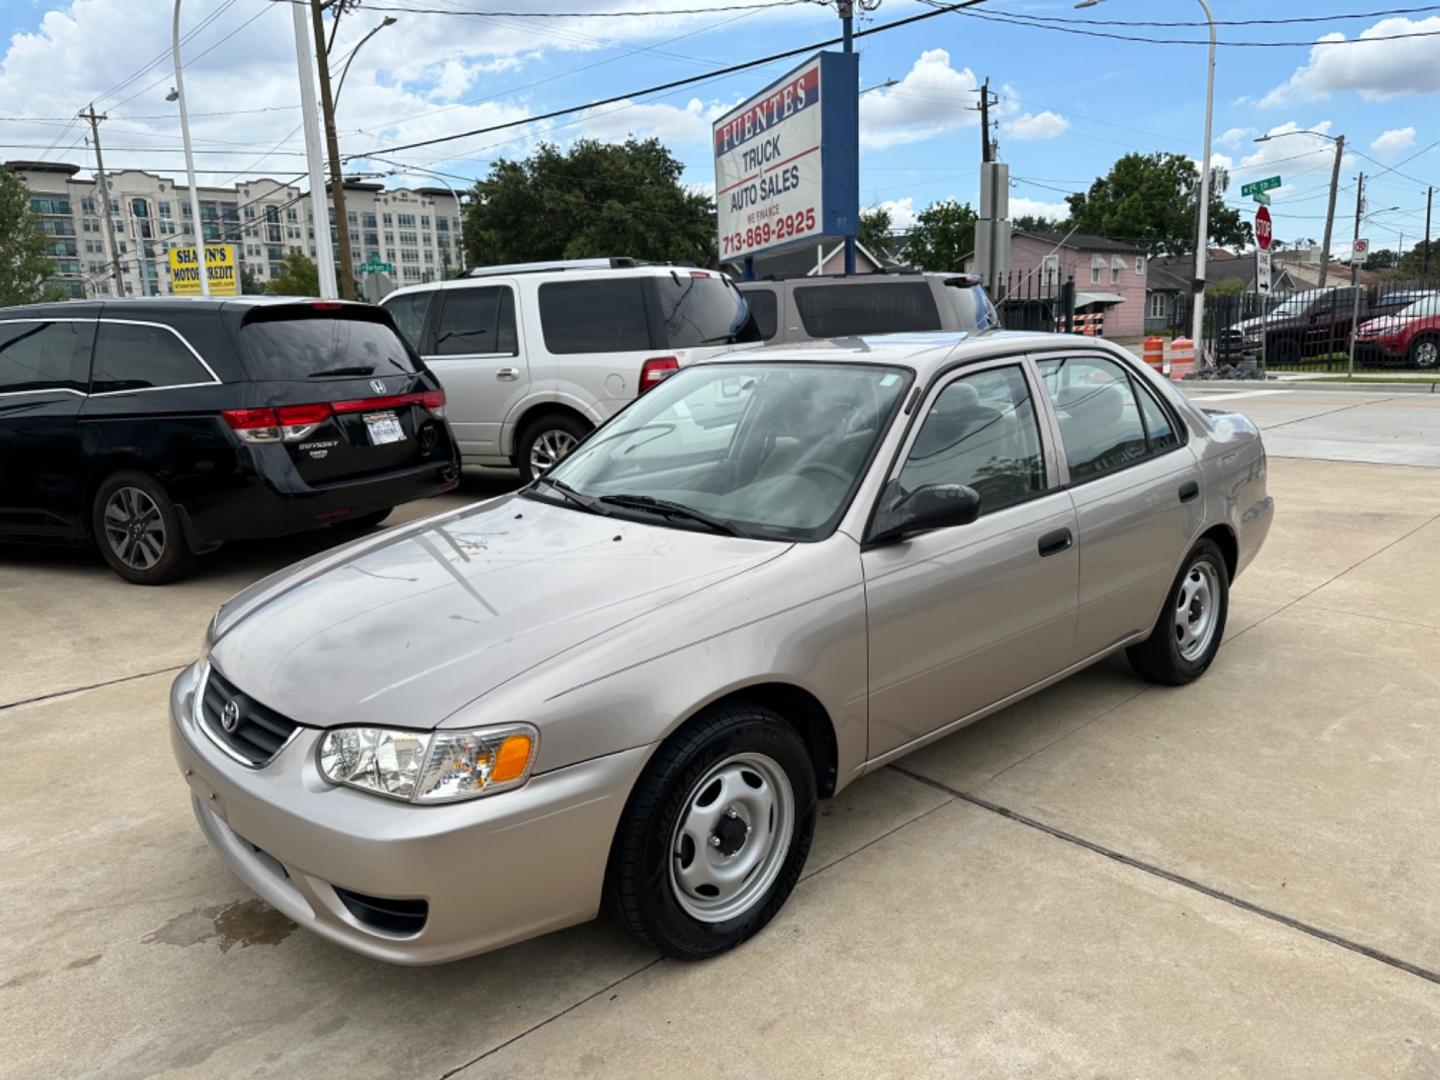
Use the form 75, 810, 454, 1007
1237, 122, 1350, 185
1260, 17, 1440, 106
1009, 196, 1068, 221
1001, 110, 1068, 141
1370, 126, 1417, 156
1216, 127, 1255, 149
579, 97, 731, 145
859, 48, 979, 150
875, 196, 918, 230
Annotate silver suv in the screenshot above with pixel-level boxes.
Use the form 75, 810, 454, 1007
737, 271, 1000, 345
381, 259, 761, 481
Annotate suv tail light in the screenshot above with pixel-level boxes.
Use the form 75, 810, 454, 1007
222, 408, 283, 443
223, 389, 446, 444
638, 356, 679, 394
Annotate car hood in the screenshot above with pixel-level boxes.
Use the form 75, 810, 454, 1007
209, 494, 788, 730
1355, 315, 1408, 336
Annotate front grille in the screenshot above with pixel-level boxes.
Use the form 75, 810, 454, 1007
334, 887, 429, 936
200, 667, 301, 767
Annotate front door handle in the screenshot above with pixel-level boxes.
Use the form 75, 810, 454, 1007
496, 367, 520, 382
1179, 480, 1200, 504
1037, 528, 1073, 558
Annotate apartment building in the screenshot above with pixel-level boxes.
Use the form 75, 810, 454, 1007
9, 161, 462, 298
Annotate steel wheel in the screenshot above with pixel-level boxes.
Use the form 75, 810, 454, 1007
668, 752, 795, 924
103, 486, 167, 571
1174, 560, 1220, 662
529, 428, 577, 474
1413, 338, 1439, 369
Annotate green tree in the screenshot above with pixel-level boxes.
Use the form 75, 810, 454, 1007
0, 169, 64, 306
901, 199, 977, 271
239, 265, 265, 295
1012, 213, 1065, 235
462, 138, 716, 268
265, 251, 320, 296
859, 206, 892, 257
1065, 152, 1251, 256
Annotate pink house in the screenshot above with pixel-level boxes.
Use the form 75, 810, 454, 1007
1005, 230, 1150, 338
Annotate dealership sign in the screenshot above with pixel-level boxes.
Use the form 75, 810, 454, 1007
713, 51, 858, 263
168, 244, 238, 296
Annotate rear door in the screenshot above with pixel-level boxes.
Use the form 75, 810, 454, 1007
0, 315, 95, 538
419, 282, 524, 460
237, 305, 451, 486
1032, 352, 1200, 658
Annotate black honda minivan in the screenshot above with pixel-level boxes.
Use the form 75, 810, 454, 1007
0, 298, 459, 584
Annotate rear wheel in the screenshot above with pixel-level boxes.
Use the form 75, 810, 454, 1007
1126, 538, 1229, 686
92, 471, 195, 585
1268, 336, 1299, 366
516, 413, 590, 483
606, 703, 816, 960
1409, 334, 1440, 369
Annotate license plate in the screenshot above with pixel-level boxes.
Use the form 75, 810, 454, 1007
364, 411, 406, 446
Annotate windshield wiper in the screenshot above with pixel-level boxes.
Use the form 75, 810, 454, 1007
598, 494, 751, 538
307, 365, 375, 377
530, 477, 610, 515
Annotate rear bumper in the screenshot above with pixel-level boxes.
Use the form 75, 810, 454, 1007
169, 661, 650, 964
180, 454, 459, 545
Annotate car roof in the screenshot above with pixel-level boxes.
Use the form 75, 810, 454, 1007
383, 264, 723, 300
701, 330, 1116, 380
0, 296, 373, 320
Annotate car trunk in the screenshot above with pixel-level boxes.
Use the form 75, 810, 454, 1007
236, 303, 448, 486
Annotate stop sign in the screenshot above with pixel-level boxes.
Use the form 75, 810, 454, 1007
1255, 205, 1273, 251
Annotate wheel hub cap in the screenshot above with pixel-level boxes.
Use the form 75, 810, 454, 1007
530, 429, 577, 473
711, 808, 750, 856
103, 486, 166, 571
1175, 561, 1219, 662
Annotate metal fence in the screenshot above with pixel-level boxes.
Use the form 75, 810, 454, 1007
991, 271, 1077, 334
1169, 277, 1440, 373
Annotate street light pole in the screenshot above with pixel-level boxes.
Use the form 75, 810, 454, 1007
171, 0, 209, 296
1256, 129, 1345, 287
839, 0, 856, 277
1190, 0, 1216, 361
1348, 172, 1364, 377
291, 0, 336, 298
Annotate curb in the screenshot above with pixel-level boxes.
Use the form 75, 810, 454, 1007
1180, 379, 1440, 395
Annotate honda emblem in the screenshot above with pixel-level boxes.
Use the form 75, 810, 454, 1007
369, 379, 386, 394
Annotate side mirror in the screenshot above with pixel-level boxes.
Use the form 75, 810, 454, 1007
868, 483, 981, 546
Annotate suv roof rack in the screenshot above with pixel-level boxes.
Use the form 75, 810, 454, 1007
465, 257, 664, 278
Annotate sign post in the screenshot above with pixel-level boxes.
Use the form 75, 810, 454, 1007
168, 244, 237, 296
713, 51, 858, 278
1254, 205, 1273, 376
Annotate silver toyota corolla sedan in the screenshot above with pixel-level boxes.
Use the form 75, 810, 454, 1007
170, 331, 1273, 964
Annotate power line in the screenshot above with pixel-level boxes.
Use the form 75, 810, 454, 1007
267, 0, 823, 15
109, 4, 278, 112
991, 3, 1440, 28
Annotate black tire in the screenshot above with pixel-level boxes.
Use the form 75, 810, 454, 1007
1127, 538, 1230, 686
1408, 334, 1440, 370
606, 703, 817, 961
329, 507, 392, 531
1269, 336, 1299, 366
516, 413, 591, 484
91, 470, 196, 585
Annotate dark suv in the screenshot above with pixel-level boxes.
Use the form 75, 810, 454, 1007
0, 298, 459, 584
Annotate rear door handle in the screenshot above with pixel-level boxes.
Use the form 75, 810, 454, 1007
1179, 480, 1200, 504
1037, 528, 1073, 558
496, 367, 520, 381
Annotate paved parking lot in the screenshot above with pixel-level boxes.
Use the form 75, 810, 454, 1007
3, 387, 1439, 1078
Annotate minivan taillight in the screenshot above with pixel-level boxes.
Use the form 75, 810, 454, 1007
223, 404, 333, 443
639, 356, 679, 394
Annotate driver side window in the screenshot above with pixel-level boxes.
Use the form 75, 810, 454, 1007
897, 364, 1046, 513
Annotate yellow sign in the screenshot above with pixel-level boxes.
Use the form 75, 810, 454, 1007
168, 244, 238, 296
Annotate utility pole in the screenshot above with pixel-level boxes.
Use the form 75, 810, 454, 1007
1347, 171, 1364, 377
311, 0, 356, 300
1425, 186, 1433, 278
838, 0, 857, 276
291, 0, 337, 297
79, 106, 126, 297
979, 77, 992, 163
1318, 133, 1344, 288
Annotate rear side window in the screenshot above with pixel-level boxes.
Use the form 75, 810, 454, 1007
538, 279, 650, 354
241, 314, 419, 381
91, 322, 213, 394
0, 320, 92, 393
383, 291, 432, 351
653, 273, 758, 348
794, 282, 941, 338
742, 289, 779, 340
432, 286, 517, 356
1035, 356, 1151, 481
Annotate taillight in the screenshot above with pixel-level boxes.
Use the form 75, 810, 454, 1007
419, 389, 446, 417
277, 403, 332, 427
311, 301, 343, 311
222, 408, 282, 443
639, 356, 679, 394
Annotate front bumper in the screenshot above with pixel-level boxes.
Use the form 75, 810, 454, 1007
169, 662, 650, 964
1351, 341, 1405, 366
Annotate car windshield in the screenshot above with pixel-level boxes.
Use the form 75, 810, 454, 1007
535, 362, 912, 541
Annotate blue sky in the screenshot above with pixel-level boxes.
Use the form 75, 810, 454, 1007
3, 0, 1438, 255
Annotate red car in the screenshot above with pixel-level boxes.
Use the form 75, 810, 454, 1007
1351, 293, 1440, 368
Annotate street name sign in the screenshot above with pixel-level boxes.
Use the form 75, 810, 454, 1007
1241, 175, 1282, 197
359, 260, 394, 274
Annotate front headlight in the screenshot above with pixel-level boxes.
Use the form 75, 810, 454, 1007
318, 723, 538, 803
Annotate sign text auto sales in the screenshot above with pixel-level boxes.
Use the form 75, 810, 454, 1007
713, 58, 824, 261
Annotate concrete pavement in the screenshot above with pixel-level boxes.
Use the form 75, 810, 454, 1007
3, 412, 1440, 1077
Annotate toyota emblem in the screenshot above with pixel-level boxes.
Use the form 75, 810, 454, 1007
220, 700, 240, 733
369, 378, 386, 394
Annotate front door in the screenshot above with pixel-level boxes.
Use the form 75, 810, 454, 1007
0, 317, 94, 539
1032, 353, 1202, 658
422, 282, 524, 460
862, 358, 1080, 760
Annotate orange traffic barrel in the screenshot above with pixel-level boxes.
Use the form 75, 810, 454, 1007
1169, 337, 1196, 381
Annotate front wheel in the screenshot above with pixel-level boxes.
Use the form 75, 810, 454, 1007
1409, 334, 1440, 370
516, 413, 590, 484
92, 471, 195, 585
606, 704, 817, 960
1126, 538, 1230, 686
